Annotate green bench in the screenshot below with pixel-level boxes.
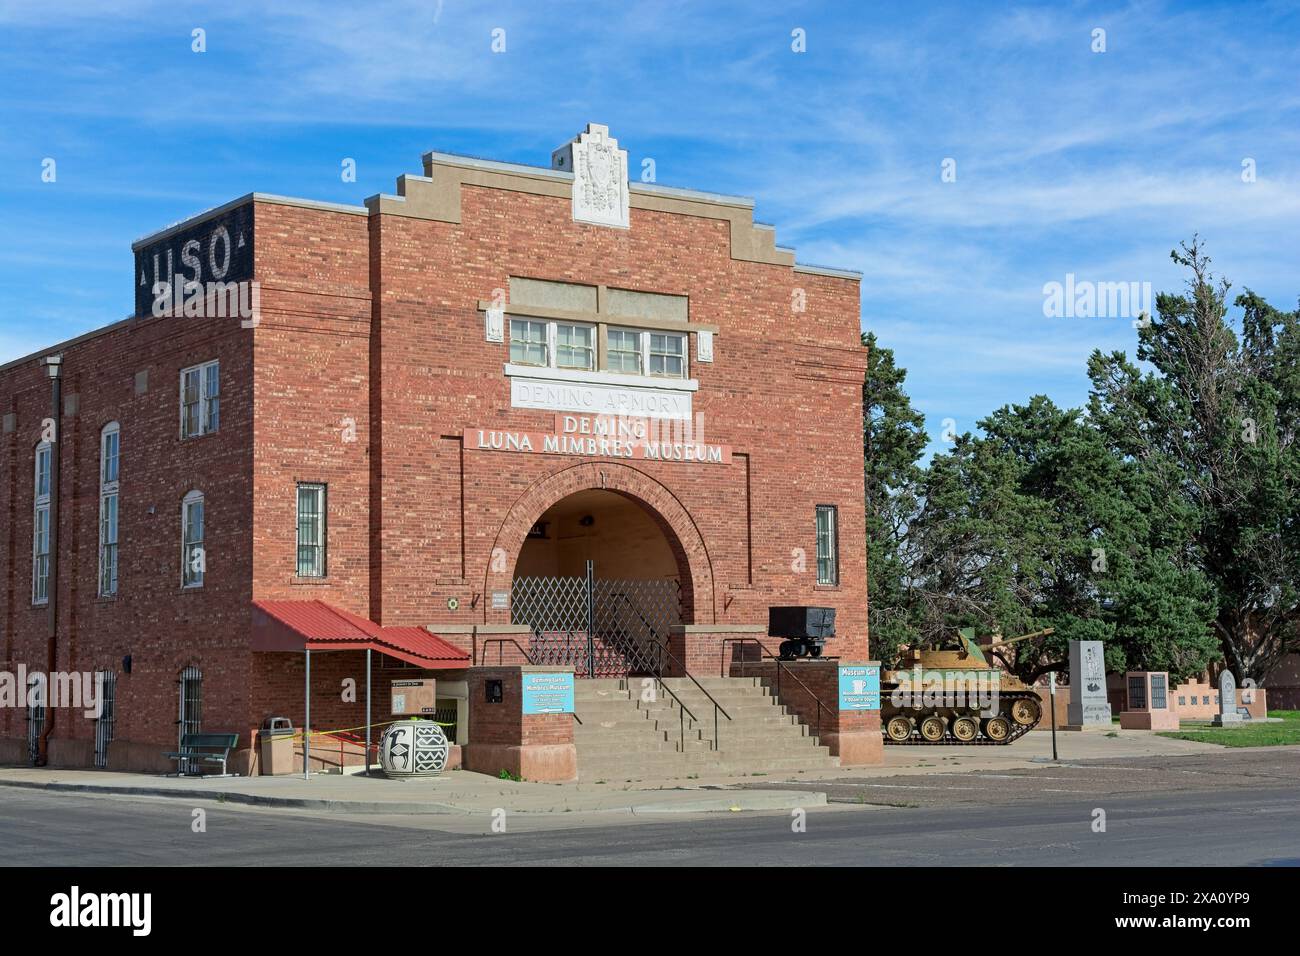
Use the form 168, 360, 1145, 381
163, 732, 240, 777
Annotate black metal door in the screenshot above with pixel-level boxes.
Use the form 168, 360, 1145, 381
511, 560, 681, 678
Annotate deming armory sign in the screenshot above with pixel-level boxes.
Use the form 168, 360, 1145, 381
509, 374, 693, 420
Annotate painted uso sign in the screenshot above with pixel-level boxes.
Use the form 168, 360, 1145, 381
133, 201, 254, 317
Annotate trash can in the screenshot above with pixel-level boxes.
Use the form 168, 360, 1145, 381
258, 716, 295, 776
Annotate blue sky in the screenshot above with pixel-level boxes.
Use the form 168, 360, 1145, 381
2, 1, 1297, 456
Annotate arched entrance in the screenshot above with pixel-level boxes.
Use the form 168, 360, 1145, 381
515, 489, 680, 580
484, 463, 715, 677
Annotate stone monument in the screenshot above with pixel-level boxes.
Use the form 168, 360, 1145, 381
1065, 640, 1112, 728
1119, 671, 1180, 730
1211, 669, 1244, 725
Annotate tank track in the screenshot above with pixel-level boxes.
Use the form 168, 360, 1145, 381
881, 690, 1042, 745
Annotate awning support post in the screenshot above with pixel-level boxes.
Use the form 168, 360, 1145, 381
365, 648, 372, 776
304, 648, 311, 781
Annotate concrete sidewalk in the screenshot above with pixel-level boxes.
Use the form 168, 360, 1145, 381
0, 728, 1216, 816
0, 766, 829, 816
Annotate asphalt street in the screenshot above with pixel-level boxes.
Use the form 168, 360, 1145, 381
741, 747, 1300, 808
1, 750, 1297, 866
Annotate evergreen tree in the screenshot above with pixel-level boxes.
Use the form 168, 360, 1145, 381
862, 332, 928, 666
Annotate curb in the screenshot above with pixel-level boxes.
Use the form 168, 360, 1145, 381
0, 778, 467, 815
630, 790, 827, 814
0, 777, 825, 817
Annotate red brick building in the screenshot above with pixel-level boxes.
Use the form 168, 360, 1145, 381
0, 125, 873, 777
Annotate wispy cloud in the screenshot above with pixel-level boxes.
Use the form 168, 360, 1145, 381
0, 0, 1296, 447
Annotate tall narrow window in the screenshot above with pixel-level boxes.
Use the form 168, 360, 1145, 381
181, 490, 205, 588
296, 483, 326, 577
177, 666, 203, 773
32, 442, 51, 604
26, 676, 45, 764
94, 670, 117, 769
180, 360, 220, 439
815, 505, 839, 586
99, 423, 120, 597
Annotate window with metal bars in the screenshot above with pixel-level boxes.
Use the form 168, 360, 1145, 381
178, 666, 202, 743
26, 677, 44, 764
815, 504, 839, 585
296, 483, 326, 577
94, 671, 117, 768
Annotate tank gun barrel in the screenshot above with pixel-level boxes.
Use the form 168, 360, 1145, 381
980, 627, 1055, 648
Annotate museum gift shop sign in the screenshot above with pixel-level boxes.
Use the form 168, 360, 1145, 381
466, 414, 731, 465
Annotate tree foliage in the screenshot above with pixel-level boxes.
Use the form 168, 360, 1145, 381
863, 238, 1296, 684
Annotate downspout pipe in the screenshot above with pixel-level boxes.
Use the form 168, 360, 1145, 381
36, 354, 62, 766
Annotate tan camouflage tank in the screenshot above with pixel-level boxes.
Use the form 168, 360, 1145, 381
880, 628, 1052, 745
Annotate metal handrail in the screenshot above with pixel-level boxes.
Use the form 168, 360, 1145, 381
610, 592, 733, 751
477, 636, 582, 724
722, 637, 833, 741
476, 636, 535, 666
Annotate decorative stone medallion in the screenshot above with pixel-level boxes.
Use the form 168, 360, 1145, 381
379, 718, 449, 777
552, 124, 629, 229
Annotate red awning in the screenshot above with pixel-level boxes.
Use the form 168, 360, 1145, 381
251, 599, 470, 669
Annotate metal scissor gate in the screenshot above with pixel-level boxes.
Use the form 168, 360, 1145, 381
511, 561, 681, 678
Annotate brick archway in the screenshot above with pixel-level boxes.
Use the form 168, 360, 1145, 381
484, 462, 715, 625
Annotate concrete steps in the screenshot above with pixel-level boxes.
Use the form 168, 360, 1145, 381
571, 675, 836, 780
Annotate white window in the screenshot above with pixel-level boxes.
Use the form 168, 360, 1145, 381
509, 319, 548, 367
509, 318, 601, 372
555, 323, 595, 371
180, 360, 220, 439
296, 483, 326, 577
648, 332, 686, 378
182, 490, 205, 588
606, 329, 642, 374
32, 443, 51, 605
99, 423, 120, 597
509, 317, 687, 380
815, 505, 839, 586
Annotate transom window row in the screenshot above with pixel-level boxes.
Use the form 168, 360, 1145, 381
509, 318, 687, 378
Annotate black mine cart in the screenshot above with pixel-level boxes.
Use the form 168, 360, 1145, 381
768, 606, 836, 660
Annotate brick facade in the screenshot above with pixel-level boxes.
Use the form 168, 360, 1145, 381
0, 130, 868, 773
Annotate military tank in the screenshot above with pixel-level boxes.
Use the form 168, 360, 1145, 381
880, 627, 1052, 745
